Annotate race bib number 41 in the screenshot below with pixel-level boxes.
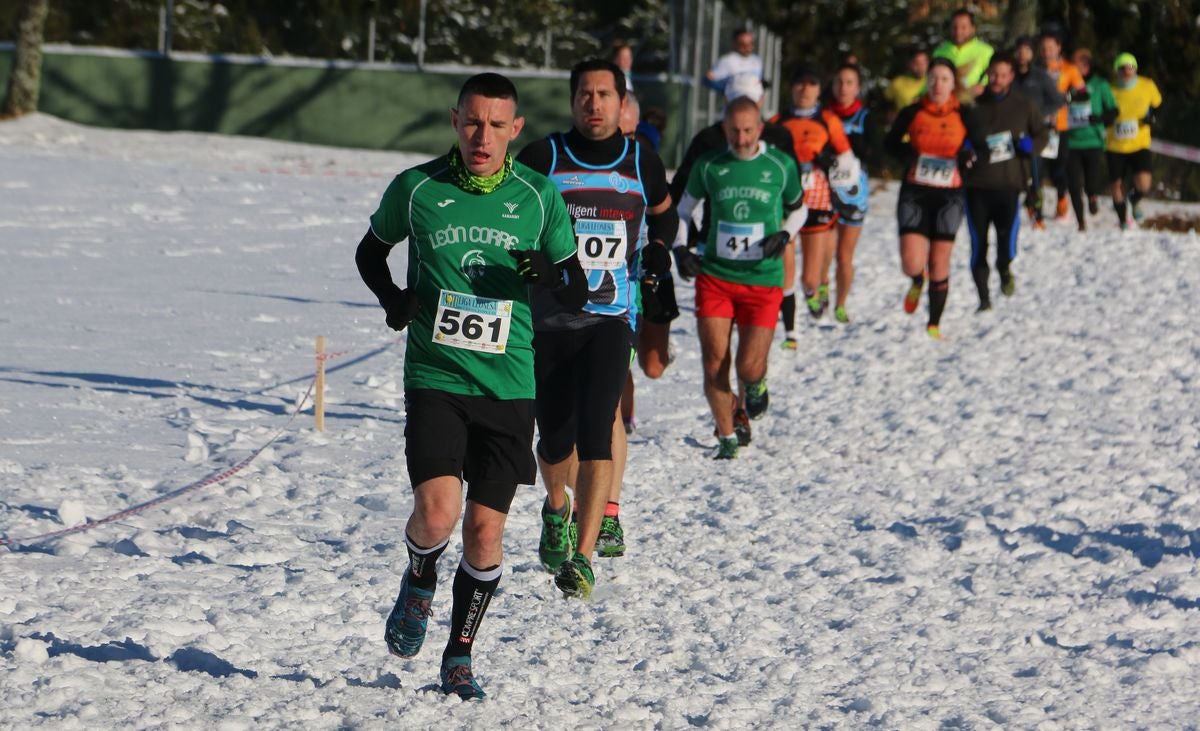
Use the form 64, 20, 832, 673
913, 155, 956, 188
433, 290, 512, 353
575, 219, 628, 271
716, 220, 766, 261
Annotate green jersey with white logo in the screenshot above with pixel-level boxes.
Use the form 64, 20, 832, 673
685, 143, 802, 287
370, 154, 576, 400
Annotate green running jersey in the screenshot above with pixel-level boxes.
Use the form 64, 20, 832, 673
685, 143, 802, 287
370, 154, 576, 400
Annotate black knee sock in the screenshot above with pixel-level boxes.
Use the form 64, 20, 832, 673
1114, 198, 1127, 224
1130, 189, 1144, 207
405, 533, 449, 590
780, 292, 796, 332
444, 559, 502, 659
928, 278, 949, 326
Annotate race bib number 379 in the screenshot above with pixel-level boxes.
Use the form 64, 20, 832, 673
575, 219, 628, 271
433, 290, 512, 353
913, 155, 956, 188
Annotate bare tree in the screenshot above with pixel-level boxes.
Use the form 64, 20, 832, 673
2, 0, 51, 118
1004, 0, 1038, 47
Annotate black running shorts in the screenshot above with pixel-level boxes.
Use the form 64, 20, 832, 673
534, 319, 634, 464
1106, 149, 1153, 181
897, 184, 965, 242
403, 389, 535, 514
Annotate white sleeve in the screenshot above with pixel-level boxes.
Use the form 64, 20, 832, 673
674, 192, 700, 248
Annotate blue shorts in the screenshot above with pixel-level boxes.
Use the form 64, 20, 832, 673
832, 170, 870, 227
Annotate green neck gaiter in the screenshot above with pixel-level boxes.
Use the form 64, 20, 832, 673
448, 145, 513, 194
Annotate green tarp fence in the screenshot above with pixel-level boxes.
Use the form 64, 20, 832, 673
0, 44, 692, 166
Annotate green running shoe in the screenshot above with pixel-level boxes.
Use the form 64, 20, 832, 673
780, 336, 798, 351
805, 290, 823, 318
538, 495, 574, 572
818, 283, 830, 307
834, 306, 849, 323
555, 552, 595, 599
384, 572, 434, 659
744, 379, 769, 419
596, 515, 625, 558
440, 655, 486, 700
715, 436, 739, 459
1000, 272, 1016, 297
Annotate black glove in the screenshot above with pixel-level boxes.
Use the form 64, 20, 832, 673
1071, 88, 1091, 103
672, 246, 703, 281
759, 230, 791, 258
508, 248, 553, 284
1143, 109, 1157, 127
641, 241, 671, 277
380, 286, 418, 332
957, 145, 979, 170
814, 148, 836, 172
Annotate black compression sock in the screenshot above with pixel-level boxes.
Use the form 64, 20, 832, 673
405, 533, 449, 590
1114, 199, 1127, 224
928, 278, 949, 326
444, 559, 502, 658
780, 293, 796, 332
1130, 189, 1144, 207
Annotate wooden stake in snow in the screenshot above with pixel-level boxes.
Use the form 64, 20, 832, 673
315, 336, 327, 431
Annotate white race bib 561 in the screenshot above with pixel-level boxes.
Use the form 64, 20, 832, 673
433, 290, 512, 353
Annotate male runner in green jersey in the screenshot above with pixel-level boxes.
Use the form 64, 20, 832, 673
355, 72, 583, 699
673, 97, 805, 459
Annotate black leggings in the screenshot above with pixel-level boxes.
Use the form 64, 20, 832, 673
965, 188, 1020, 303
533, 320, 633, 463
1067, 147, 1105, 225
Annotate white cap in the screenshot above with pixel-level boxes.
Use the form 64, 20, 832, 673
724, 74, 764, 103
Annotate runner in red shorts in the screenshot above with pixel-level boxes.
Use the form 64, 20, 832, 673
673, 97, 804, 458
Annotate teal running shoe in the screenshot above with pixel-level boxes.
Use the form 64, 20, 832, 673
440, 655, 485, 700
384, 572, 434, 659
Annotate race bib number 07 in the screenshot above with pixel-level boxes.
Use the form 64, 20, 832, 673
913, 155, 956, 188
716, 220, 766, 261
433, 290, 512, 354
575, 219, 627, 271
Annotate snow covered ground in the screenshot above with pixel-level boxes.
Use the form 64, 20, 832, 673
2, 113, 1198, 729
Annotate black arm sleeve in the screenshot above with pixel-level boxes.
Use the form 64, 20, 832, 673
638, 145, 678, 244
355, 228, 403, 305
647, 204, 679, 246
884, 104, 919, 162
552, 254, 587, 311
639, 146, 671, 210
515, 137, 555, 176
